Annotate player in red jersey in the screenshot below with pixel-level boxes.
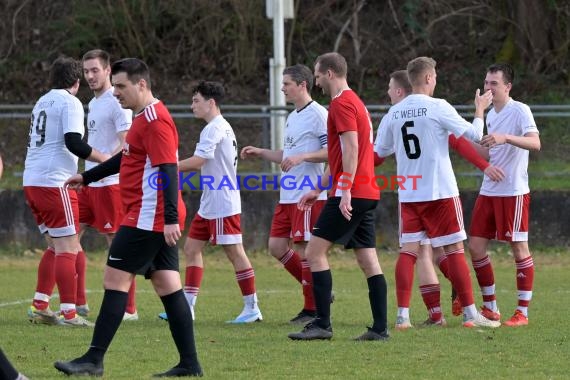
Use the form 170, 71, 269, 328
55, 58, 201, 377
288, 52, 389, 341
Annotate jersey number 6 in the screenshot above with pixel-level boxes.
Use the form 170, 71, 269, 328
401, 120, 421, 159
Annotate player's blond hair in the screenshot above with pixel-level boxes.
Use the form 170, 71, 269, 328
407, 57, 436, 87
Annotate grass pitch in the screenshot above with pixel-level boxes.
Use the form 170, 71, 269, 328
0, 247, 568, 379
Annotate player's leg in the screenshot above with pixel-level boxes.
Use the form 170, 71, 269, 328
468, 194, 500, 319
28, 234, 59, 324
76, 188, 92, 317
353, 246, 389, 341
223, 243, 262, 323
151, 269, 202, 377
433, 246, 461, 316
416, 244, 446, 326
268, 204, 303, 284
291, 200, 326, 323
504, 194, 533, 326
0, 348, 28, 380
395, 202, 422, 330
54, 226, 152, 376
427, 197, 499, 328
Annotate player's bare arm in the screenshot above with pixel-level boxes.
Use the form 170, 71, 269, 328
481, 132, 541, 151
179, 156, 207, 172
240, 146, 284, 163
281, 148, 327, 172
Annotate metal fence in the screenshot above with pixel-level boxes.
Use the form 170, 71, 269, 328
2, 103, 570, 119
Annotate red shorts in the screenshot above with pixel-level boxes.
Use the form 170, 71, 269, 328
79, 185, 123, 233
400, 196, 466, 247
188, 213, 242, 245
270, 200, 326, 242
24, 186, 79, 237
469, 194, 530, 242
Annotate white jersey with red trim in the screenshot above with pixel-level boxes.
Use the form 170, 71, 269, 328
480, 99, 538, 196
24, 89, 85, 187
85, 87, 132, 187
375, 94, 483, 202
194, 115, 241, 219
280, 100, 328, 203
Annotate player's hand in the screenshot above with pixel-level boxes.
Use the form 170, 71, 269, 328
474, 89, 493, 110
483, 165, 505, 182
64, 174, 85, 191
240, 146, 261, 160
163, 224, 181, 247
280, 154, 304, 172
298, 190, 319, 211
480, 133, 507, 148
339, 191, 352, 221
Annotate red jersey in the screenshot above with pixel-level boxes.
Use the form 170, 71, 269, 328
327, 90, 379, 200
119, 101, 183, 232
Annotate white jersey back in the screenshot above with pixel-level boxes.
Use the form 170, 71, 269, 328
85, 87, 132, 186
375, 94, 483, 202
281, 101, 328, 203
24, 89, 84, 187
195, 115, 241, 219
480, 99, 538, 196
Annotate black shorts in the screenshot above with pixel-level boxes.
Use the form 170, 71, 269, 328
107, 226, 179, 279
312, 197, 378, 249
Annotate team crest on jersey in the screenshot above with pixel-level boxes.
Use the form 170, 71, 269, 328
89, 119, 96, 132
122, 142, 130, 156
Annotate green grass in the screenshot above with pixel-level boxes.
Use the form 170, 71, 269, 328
1, 248, 569, 379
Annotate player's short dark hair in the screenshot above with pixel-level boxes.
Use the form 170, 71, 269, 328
315, 52, 348, 78
283, 64, 314, 92
193, 81, 225, 106
487, 63, 514, 84
49, 56, 82, 89
111, 58, 151, 88
390, 70, 412, 94
82, 49, 111, 68
407, 56, 436, 87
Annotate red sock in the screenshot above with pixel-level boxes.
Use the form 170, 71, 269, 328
279, 249, 302, 283
437, 255, 451, 280
395, 251, 417, 308
75, 250, 87, 306
236, 268, 256, 296
445, 249, 474, 307
126, 279, 137, 314
420, 284, 442, 321
184, 266, 204, 296
55, 252, 78, 319
471, 255, 496, 303
301, 259, 315, 311
33, 247, 56, 310
515, 256, 534, 310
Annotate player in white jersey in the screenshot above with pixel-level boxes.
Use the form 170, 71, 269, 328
77, 49, 138, 321
468, 63, 541, 327
158, 81, 262, 324
241, 64, 328, 324
24, 57, 109, 327
375, 56, 500, 328
375, 69, 505, 329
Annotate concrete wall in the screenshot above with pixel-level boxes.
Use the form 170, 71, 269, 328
1, 190, 568, 252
